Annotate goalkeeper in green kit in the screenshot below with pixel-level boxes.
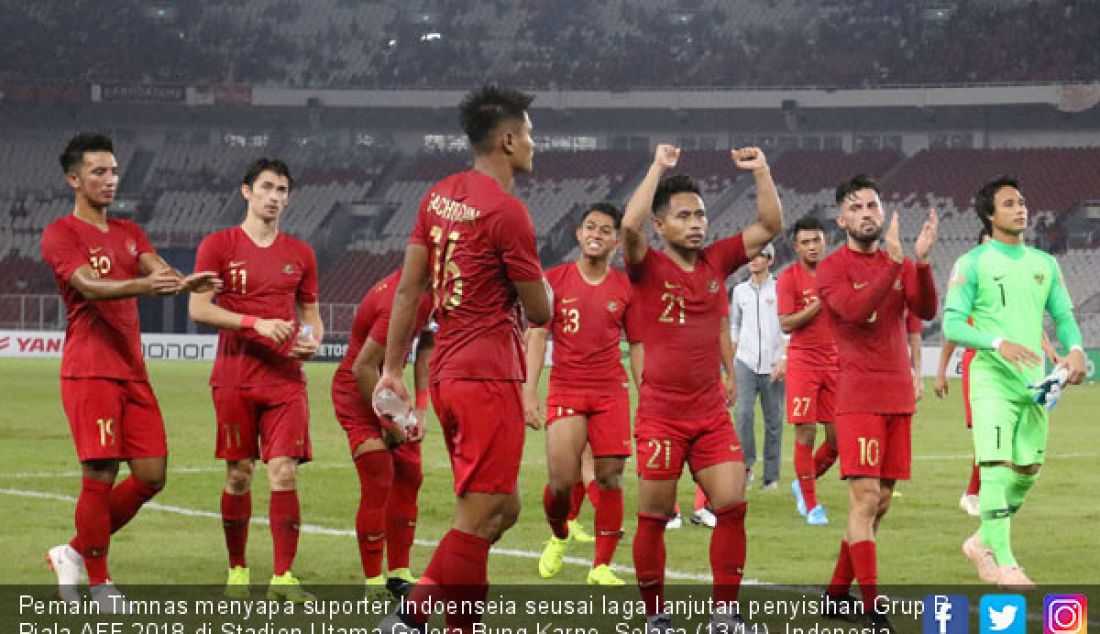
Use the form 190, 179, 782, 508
944, 177, 1087, 589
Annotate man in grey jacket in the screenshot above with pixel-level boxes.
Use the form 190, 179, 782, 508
730, 243, 787, 488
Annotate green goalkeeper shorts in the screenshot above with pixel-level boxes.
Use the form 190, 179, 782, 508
970, 394, 1048, 466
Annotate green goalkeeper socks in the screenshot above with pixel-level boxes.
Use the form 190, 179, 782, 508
1006, 470, 1039, 515
979, 465, 1017, 566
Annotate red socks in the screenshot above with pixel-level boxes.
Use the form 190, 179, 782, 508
633, 513, 668, 617
73, 478, 112, 585
827, 539, 854, 596
711, 502, 748, 605
966, 462, 981, 496
593, 486, 623, 566
814, 442, 839, 478
543, 484, 571, 540
108, 476, 160, 533
586, 480, 600, 509
354, 450, 393, 578
849, 540, 878, 611
269, 490, 300, 576
387, 455, 422, 572
566, 481, 585, 522
221, 491, 251, 568
794, 442, 819, 511
693, 485, 708, 512
405, 530, 491, 629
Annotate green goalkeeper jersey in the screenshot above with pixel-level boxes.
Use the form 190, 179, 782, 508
943, 239, 1082, 401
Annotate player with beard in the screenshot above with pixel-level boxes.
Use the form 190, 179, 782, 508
817, 175, 938, 631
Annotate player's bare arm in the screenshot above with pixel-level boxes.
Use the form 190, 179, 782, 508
778, 295, 821, 333
290, 302, 322, 358
909, 331, 923, 402
188, 289, 294, 344
720, 317, 737, 406
69, 263, 179, 300
515, 279, 552, 327
523, 327, 549, 430
733, 147, 783, 258
934, 340, 958, 398
407, 328, 434, 442
378, 245, 430, 402
622, 144, 680, 265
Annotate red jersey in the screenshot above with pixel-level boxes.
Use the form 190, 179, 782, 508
816, 246, 937, 415
40, 215, 155, 381
194, 226, 318, 387
776, 260, 837, 370
409, 170, 543, 382
333, 269, 434, 391
626, 235, 748, 421
543, 262, 632, 392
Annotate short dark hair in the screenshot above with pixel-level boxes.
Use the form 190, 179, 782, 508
242, 158, 294, 192
835, 174, 882, 205
581, 202, 622, 229
59, 132, 114, 174
977, 226, 992, 245
458, 84, 535, 154
791, 215, 824, 236
974, 176, 1020, 233
653, 174, 702, 215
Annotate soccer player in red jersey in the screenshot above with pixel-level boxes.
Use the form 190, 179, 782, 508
42, 133, 218, 609
622, 144, 782, 633
189, 159, 322, 602
526, 202, 633, 586
816, 175, 938, 631
777, 215, 839, 526
331, 268, 434, 599
374, 85, 551, 634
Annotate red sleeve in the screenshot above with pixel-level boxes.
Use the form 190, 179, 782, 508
706, 233, 748, 278
296, 244, 319, 304
128, 222, 156, 257
194, 234, 221, 273
818, 254, 903, 324
491, 200, 542, 282
776, 269, 796, 316
906, 309, 922, 334
408, 192, 432, 247
365, 296, 388, 346
904, 261, 938, 321
40, 223, 86, 282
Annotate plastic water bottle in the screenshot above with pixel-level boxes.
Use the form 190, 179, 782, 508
374, 388, 411, 425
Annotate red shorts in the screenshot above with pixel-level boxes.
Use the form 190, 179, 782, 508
785, 367, 837, 424
431, 379, 524, 496
213, 384, 311, 463
331, 380, 421, 463
546, 387, 631, 458
634, 411, 745, 480
836, 413, 911, 480
61, 378, 167, 462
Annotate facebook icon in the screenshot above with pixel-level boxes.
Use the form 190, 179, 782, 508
923, 594, 970, 634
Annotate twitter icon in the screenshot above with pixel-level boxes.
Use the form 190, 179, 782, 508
981, 595, 1027, 634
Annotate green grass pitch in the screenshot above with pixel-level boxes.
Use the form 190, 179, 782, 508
1, 358, 1096, 587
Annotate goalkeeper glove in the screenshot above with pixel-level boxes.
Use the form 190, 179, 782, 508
1029, 365, 1069, 412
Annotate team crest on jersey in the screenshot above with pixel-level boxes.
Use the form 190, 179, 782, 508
126, 240, 138, 256
282, 263, 295, 275
607, 300, 619, 312
708, 280, 720, 293
893, 278, 902, 290
1034, 272, 1045, 285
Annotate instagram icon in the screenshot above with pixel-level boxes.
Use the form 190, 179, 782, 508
1045, 595, 1087, 634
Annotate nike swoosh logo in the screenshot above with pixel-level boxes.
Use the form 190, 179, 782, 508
802, 289, 813, 295
664, 281, 681, 289
561, 297, 579, 304
229, 261, 246, 267
853, 282, 868, 290
993, 275, 1005, 281
88, 247, 103, 254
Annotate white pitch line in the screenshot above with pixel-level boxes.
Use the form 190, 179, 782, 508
0, 486, 713, 582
